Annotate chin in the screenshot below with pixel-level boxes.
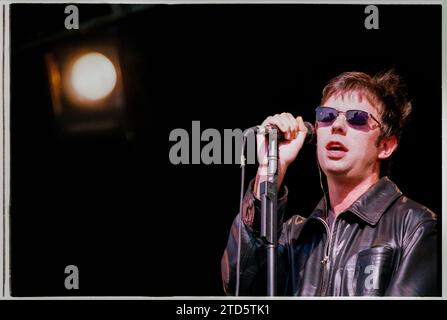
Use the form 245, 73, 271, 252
321, 162, 351, 177
325, 168, 351, 177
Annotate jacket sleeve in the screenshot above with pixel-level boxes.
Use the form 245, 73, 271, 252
221, 179, 289, 296
385, 213, 439, 296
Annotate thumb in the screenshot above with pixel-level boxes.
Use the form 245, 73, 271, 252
293, 116, 308, 148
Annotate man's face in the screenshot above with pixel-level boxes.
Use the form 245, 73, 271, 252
316, 91, 384, 181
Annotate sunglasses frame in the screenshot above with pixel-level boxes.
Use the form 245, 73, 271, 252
315, 106, 382, 128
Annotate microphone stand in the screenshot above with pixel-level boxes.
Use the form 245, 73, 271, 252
259, 128, 279, 296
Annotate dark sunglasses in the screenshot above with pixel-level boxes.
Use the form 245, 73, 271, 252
315, 106, 381, 127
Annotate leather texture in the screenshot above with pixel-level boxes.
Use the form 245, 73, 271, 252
221, 177, 439, 296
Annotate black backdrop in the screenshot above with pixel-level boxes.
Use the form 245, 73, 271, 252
10, 4, 441, 296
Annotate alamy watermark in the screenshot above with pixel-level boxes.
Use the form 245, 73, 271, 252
64, 264, 79, 290
169, 121, 258, 165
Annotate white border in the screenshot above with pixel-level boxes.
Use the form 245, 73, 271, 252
0, 0, 445, 300
0, 0, 443, 4
1, 2, 10, 299
442, 0, 446, 302
0, 2, 4, 299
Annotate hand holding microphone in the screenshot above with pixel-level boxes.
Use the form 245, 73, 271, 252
254, 120, 314, 144
254, 113, 314, 198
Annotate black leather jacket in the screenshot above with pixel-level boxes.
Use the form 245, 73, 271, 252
221, 177, 439, 296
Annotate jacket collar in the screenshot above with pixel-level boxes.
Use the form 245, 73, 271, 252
309, 176, 403, 226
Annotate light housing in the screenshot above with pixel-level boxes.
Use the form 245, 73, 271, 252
46, 42, 125, 135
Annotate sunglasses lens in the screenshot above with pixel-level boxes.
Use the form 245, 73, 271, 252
316, 107, 337, 123
347, 110, 369, 125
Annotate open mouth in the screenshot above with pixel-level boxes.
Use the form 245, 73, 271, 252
326, 141, 349, 152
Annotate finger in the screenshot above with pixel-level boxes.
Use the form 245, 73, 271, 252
284, 113, 299, 138
281, 113, 294, 131
272, 114, 290, 133
296, 116, 308, 134
261, 113, 295, 140
261, 116, 273, 127
294, 116, 309, 145
262, 114, 291, 133
278, 113, 294, 140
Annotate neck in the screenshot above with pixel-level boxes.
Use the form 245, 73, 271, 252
327, 174, 380, 216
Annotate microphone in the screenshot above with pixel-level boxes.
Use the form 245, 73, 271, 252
250, 121, 315, 143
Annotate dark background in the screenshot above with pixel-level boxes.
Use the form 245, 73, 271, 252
9, 4, 441, 296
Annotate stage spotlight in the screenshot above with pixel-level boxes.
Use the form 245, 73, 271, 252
46, 43, 126, 135
70, 52, 117, 102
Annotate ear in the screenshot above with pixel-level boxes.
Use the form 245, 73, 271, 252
378, 135, 398, 160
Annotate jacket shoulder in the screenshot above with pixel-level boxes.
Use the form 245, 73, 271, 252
388, 196, 437, 245
392, 196, 437, 222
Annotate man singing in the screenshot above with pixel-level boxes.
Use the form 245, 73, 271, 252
221, 70, 439, 296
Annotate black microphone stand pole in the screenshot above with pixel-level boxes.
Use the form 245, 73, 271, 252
260, 128, 279, 296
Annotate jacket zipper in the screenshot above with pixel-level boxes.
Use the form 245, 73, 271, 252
316, 216, 337, 295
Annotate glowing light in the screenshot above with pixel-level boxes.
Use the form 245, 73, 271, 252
70, 52, 117, 101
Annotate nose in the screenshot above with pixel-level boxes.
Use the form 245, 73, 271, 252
331, 113, 348, 135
